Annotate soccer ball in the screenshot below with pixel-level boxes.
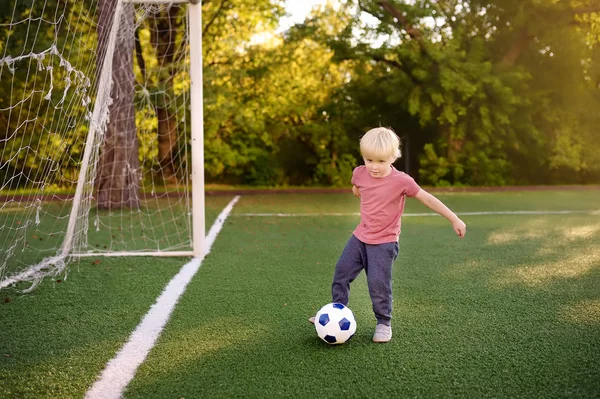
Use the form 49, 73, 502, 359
314, 303, 357, 344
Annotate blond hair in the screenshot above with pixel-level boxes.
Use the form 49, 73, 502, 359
359, 127, 401, 160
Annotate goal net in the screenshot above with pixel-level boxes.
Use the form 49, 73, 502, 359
0, 0, 202, 291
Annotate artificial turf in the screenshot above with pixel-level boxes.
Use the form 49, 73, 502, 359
1, 190, 599, 398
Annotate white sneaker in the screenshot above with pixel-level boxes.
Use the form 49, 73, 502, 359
308, 316, 315, 324
373, 324, 392, 343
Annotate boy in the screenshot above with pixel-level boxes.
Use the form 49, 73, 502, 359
310, 127, 466, 343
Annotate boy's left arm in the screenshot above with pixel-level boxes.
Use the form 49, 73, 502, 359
414, 189, 466, 238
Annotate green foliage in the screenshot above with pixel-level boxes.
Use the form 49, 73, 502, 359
293, 122, 356, 187
0, 0, 96, 189
202, 3, 355, 186
2, 0, 600, 188
418, 143, 451, 186
311, 0, 600, 186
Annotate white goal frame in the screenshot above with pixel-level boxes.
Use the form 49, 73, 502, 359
66, 0, 205, 259
0, 0, 205, 289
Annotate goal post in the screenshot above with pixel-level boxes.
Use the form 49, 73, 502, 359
0, 0, 205, 291
188, 0, 205, 258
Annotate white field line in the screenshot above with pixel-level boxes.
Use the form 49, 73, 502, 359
233, 210, 600, 217
85, 195, 241, 399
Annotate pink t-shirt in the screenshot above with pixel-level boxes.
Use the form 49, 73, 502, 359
351, 165, 421, 244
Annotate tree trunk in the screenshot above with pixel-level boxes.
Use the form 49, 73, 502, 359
501, 29, 534, 66
157, 106, 177, 181
95, 0, 140, 209
150, 7, 181, 184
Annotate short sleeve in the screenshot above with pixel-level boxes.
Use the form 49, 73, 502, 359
403, 174, 421, 197
351, 166, 363, 186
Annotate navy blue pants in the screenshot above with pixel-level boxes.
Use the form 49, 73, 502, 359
331, 235, 399, 326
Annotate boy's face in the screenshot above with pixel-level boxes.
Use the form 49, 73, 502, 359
363, 155, 395, 178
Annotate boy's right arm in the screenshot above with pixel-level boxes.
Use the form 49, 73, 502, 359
414, 189, 466, 238
352, 185, 361, 198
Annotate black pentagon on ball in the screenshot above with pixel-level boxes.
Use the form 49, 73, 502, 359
324, 335, 337, 344
318, 314, 330, 326
332, 303, 345, 310
338, 317, 351, 331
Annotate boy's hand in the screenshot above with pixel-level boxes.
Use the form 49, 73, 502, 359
352, 185, 361, 198
453, 219, 467, 238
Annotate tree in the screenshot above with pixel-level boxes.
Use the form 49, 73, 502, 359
302, 0, 600, 185
201, 2, 357, 186
96, 0, 140, 208
0, 0, 96, 189
133, 5, 186, 184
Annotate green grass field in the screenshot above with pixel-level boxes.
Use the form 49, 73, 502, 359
1, 190, 599, 398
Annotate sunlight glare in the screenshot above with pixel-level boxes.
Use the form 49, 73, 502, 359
145, 319, 264, 375
495, 251, 600, 287
558, 300, 600, 325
